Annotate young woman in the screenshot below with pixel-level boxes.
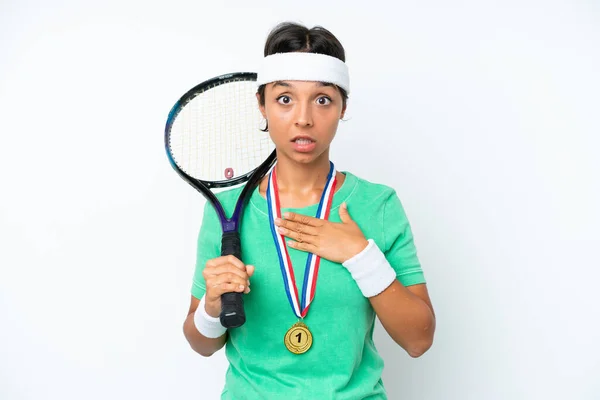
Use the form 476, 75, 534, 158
183, 22, 436, 399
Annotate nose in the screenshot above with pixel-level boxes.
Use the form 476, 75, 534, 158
294, 101, 313, 127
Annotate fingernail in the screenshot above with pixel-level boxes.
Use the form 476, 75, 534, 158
239, 285, 245, 290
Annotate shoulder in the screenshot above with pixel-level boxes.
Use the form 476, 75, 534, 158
343, 171, 398, 206
341, 171, 412, 226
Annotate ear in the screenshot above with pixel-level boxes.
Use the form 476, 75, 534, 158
340, 103, 347, 120
256, 92, 266, 119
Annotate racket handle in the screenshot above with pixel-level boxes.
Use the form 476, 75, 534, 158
220, 232, 246, 328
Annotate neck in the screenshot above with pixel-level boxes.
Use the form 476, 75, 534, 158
257, 149, 344, 209
274, 151, 332, 195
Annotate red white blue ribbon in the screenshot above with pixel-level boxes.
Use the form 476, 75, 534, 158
266, 162, 337, 319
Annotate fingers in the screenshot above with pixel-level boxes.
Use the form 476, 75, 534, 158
277, 226, 314, 244
281, 212, 324, 227
205, 264, 249, 280
287, 240, 317, 253
338, 202, 352, 223
203, 256, 255, 300
203, 267, 251, 288
206, 270, 249, 287
275, 218, 319, 235
205, 275, 250, 297
206, 255, 246, 270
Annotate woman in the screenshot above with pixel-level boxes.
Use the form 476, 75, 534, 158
183, 22, 436, 399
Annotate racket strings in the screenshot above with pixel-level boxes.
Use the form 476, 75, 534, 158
169, 79, 274, 182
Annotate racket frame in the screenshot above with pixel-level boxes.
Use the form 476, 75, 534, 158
164, 72, 275, 232
164, 72, 276, 327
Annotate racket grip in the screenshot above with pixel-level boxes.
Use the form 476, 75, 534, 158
220, 232, 246, 328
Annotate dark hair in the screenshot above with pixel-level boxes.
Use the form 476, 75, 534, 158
258, 22, 349, 132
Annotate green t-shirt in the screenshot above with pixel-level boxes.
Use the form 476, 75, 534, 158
191, 171, 426, 400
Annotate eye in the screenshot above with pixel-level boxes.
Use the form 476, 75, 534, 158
276, 95, 292, 105
316, 96, 332, 105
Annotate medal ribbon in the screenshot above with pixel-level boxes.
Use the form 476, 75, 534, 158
266, 162, 337, 319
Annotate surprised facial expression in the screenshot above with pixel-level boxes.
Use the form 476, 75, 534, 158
257, 80, 346, 164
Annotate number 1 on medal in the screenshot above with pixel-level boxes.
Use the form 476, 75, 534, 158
284, 322, 313, 354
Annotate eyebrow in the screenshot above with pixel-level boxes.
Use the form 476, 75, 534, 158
271, 81, 334, 89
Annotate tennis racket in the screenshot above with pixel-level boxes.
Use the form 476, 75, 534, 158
164, 72, 276, 328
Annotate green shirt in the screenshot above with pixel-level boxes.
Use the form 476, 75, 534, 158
192, 171, 426, 399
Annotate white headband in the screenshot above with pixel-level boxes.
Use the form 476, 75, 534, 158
256, 52, 350, 94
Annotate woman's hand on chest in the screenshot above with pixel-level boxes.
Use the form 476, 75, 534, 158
274, 202, 368, 264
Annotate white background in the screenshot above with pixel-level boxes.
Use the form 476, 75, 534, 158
1, 1, 599, 399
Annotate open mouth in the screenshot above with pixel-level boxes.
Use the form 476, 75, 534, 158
291, 136, 317, 152
293, 138, 315, 144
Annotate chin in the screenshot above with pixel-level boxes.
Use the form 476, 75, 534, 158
280, 149, 328, 165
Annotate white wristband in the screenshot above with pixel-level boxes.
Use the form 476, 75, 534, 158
342, 239, 397, 298
194, 295, 227, 338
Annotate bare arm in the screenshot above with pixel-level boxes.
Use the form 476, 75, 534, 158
370, 282, 435, 358
183, 295, 227, 357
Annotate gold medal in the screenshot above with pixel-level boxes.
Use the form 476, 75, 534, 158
284, 321, 313, 354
